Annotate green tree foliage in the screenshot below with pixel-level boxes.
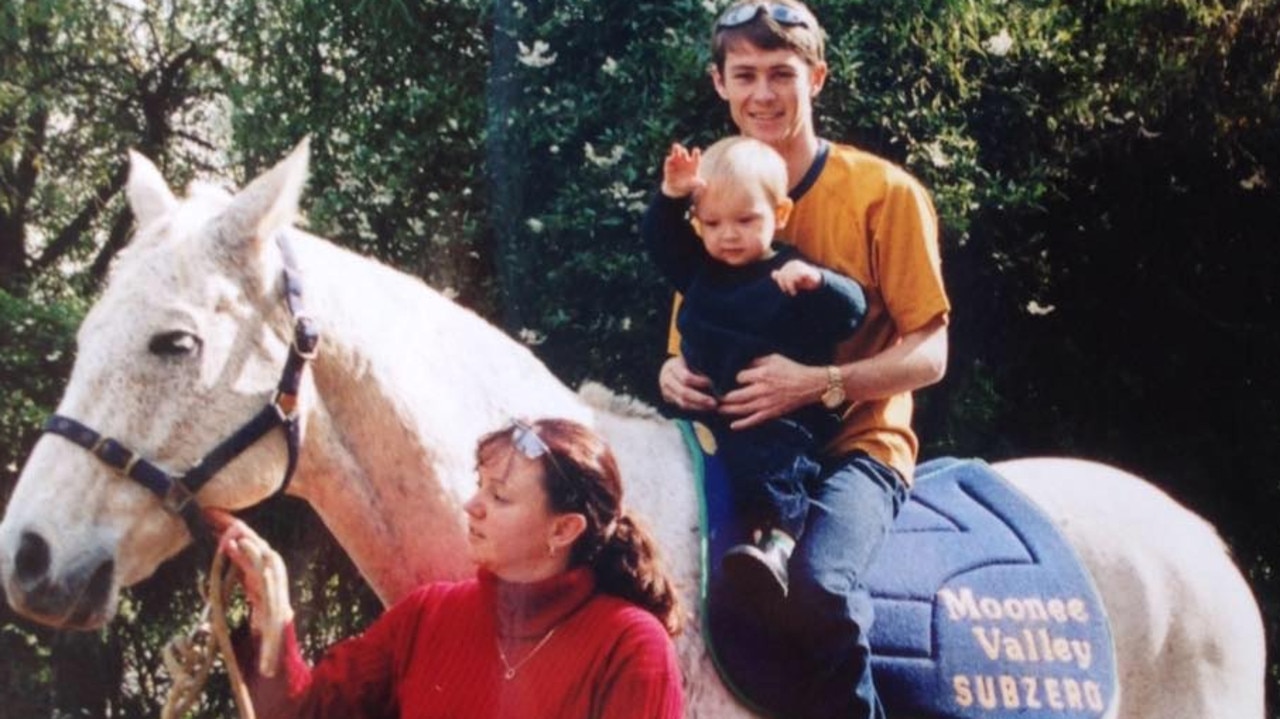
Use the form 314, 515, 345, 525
483, 0, 721, 395
0, 0, 231, 294
0, 288, 76, 716
223, 0, 495, 310
0, 289, 77, 479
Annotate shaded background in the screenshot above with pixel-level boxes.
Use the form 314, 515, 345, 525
2, 0, 1277, 715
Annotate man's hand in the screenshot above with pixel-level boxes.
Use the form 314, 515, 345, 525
719, 354, 826, 429
658, 355, 718, 411
661, 143, 706, 198
772, 259, 823, 296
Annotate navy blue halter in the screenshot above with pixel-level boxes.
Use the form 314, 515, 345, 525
41, 233, 319, 539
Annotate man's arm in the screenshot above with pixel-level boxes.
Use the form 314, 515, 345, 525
718, 315, 948, 430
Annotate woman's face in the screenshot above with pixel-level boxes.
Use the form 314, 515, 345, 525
464, 444, 564, 581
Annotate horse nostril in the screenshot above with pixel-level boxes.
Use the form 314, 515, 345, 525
14, 531, 52, 585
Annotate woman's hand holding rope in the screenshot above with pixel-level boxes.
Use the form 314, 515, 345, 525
207, 509, 295, 677
161, 512, 292, 719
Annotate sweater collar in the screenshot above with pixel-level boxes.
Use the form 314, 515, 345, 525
789, 138, 830, 202
480, 567, 596, 639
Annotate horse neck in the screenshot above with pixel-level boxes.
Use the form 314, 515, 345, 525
282, 233, 590, 604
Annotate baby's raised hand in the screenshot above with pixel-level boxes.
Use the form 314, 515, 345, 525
772, 259, 823, 296
661, 143, 706, 198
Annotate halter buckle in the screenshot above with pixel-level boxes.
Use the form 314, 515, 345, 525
91, 436, 139, 477
163, 479, 196, 514
272, 390, 300, 421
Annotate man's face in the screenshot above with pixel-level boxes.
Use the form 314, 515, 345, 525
712, 42, 827, 151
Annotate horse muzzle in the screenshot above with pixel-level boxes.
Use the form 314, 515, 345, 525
1, 529, 117, 630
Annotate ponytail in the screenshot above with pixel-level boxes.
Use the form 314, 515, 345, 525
591, 512, 684, 636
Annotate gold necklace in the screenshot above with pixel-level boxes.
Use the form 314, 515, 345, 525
496, 627, 558, 680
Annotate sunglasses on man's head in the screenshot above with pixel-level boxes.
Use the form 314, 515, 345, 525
716, 2, 810, 30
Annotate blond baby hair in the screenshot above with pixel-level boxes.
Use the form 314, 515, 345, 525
698, 136, 790, 207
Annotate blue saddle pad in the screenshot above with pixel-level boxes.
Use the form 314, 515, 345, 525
679, 421, 1118, 718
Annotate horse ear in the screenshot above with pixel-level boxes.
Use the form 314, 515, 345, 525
222, 137, 311, 253
126, 150, 178, 229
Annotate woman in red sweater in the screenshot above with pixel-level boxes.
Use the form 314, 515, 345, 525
218, 418, 686, 718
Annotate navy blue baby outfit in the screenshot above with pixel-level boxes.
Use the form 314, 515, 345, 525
643, 193, 867, 537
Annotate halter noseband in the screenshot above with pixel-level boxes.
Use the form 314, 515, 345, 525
41, 233, 318, 538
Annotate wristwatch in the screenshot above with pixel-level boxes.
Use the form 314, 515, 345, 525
820, 365, 846, 410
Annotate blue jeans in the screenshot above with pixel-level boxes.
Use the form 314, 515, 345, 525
705, 451, 907, 719
713, 418, 826, 539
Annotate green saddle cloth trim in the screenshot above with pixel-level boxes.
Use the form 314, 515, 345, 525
675, 418, 774, 715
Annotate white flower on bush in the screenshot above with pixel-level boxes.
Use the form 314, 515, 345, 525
605, 181, 635, 199
526, 217, 545, 233
922, 140, 952, 169
1026, 300, 1056, 316
983, 29, 1013, 57
585, 142, 626, 168
602, 56, 619, 75
518, 327, 547, 346
517, 40, 557, 68
604, 182, 646, 211
1239, 169, 1267, 190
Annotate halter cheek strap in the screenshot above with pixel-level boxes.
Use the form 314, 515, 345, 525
41, 233, 318, 539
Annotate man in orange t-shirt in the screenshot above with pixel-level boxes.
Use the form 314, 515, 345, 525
656, 2, 950, 717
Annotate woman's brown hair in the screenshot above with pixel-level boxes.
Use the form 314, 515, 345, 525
477, 418, 684, 636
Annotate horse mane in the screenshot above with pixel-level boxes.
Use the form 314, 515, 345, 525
576, 381, 664, 420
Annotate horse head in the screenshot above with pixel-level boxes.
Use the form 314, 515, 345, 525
0, 140, 315, 629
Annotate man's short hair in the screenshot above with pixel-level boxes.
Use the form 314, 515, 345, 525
710, 0, 826, 71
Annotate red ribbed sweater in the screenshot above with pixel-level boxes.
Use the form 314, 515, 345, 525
237, 567, 685, 718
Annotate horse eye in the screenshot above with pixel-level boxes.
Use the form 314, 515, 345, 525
148, 331, 202, 357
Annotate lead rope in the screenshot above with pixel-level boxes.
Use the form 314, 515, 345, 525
161, 547, 282, 719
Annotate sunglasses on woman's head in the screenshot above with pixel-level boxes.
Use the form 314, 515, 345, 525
716, 2, 810, 30
510, 419, 572, 487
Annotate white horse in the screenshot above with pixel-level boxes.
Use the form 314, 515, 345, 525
0, 142, 1265, 718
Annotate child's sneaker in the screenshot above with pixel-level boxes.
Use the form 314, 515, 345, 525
722, 528, 795, 606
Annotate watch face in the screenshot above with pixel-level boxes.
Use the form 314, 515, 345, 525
822, 387, 844, 409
